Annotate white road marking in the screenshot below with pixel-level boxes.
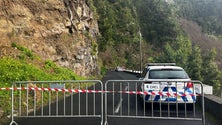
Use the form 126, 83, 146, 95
115, 98, 123, 113
114, 86, 128, 113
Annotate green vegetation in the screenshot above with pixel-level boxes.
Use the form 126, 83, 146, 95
175, 0, 222, 35
11, 42, 36, 60
135, 0, 179, 47
174, 0, 222, 95
92, 0, 180, 68
93, 0, 141, 69
91, 0, 222, 96
0, 45, 83, 119
156, 35, 221, 96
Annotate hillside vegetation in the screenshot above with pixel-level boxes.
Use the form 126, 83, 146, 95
175, 0, 222, 35
92, 0, 222, 96
0, 43, 84, 124
175, 0, 222, 68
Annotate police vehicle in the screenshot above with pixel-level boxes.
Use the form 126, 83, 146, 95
139, 63, 196, 104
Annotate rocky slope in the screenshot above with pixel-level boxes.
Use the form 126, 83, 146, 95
0, 0, 99, 76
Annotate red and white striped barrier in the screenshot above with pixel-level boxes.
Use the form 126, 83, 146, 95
0, 87, 198, 97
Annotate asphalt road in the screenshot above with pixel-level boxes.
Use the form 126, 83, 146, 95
10, 71, 207, 125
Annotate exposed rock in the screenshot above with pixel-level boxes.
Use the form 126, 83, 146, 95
0, 0, 99, 76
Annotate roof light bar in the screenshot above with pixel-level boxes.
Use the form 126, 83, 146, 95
147, 63, 176, 66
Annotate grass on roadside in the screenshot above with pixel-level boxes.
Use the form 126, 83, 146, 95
0, 56, 84, 124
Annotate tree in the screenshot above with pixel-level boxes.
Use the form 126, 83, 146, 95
201, 49, 220, 85
155, 35, 192, 69
135, 0, 179, 47
187, 46, 203, 81
156, 43, 176, 63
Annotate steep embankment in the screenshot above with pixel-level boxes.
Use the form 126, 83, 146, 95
0, 0, 99, 76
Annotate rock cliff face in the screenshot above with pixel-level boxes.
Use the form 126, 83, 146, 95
0, 0, 99, 76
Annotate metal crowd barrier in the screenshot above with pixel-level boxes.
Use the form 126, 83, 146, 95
8, 80, 205, 125
9, 80, 103, 125
104, 80, 205, 125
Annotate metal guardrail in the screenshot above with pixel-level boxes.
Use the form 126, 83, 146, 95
9, 80, 103, 125
104, 80, 205, 125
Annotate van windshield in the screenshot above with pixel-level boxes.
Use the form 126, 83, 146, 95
149, 69, 189, 79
